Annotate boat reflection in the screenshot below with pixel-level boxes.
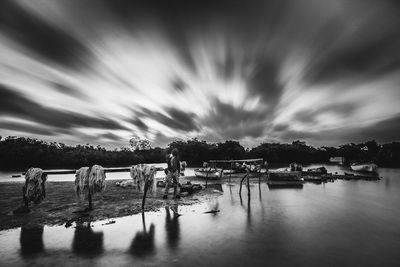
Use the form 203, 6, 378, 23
129, 212, 156, 257
165, 204, 180, 251
20, 225, 45, 258
72, 222, 104, 257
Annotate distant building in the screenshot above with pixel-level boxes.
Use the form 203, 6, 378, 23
329, 157, 345, 165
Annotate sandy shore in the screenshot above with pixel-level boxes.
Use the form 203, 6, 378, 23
0, 177, 224, 231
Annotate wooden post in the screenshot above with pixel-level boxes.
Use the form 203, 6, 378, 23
246, 169, 250, 197
239, 173, 248, 195
205, 166, 211, 188
141, 211, 146, 231
229, 163, 232, 185
142, 181, 149, 210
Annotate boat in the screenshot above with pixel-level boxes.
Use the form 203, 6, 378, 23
267, 180, 304, 189
222, 169, 236, 175
302, 175, 323, 184
350, 163, 378, 173
268, 171, 302, 180
11, 174, 22, 178
267, 170, 304, 189
303, 166, 327, 176
194, 168, 221, 179
289, 162, 303, 171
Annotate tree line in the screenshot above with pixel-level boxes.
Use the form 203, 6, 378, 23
0, 136, 399, 171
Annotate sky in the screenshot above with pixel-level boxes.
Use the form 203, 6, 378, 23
0, 0, 399, 148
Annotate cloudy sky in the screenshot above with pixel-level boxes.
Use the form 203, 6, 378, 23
0, 0, 399, 148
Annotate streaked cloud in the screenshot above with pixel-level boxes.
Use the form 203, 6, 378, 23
0, 0, 399, 147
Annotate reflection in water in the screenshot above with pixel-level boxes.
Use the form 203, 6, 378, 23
207, 200, 220, 217
165, 204, 180, 251
239, 193, 252, 230
72, 222, 104, 257
2, 166, 399, 267
20, 225, 44, 258
129, 212, 156, 257
247, 196, 252, 231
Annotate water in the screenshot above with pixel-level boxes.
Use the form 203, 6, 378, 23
1, 165, 400, 266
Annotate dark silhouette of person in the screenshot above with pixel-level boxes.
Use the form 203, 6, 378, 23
129, 212, 156, 257
164, 149, 181, 199
165, 204, 180, 251
72, 222, 104, 258
20, 225, 45, 258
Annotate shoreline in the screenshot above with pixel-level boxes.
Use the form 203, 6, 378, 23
0, 178, 223, 231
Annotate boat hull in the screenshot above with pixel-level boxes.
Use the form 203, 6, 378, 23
267, 180, 304, 189
194, 169, 221, 179
350, 163, 378, 173
269, 171, 302, 181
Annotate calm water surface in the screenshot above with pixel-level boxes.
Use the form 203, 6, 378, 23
1, 165, 400, 266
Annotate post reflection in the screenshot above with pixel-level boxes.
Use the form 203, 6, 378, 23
20, 225, 45, 258
72, 222, 104, 258
165, 204, 180, 251
247, 195, 252, 231
129, 212, 156, 257
240, 194, 252, 231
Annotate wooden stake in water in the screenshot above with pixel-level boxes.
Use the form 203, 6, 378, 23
142, 181, 149, 210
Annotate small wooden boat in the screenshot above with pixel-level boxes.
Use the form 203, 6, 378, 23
267, 170, 304, 188
11, 174, 22, 178
304, 167, 327, 175
222, 169, 236, 175
194, 168, 221, 179
289, 163, 303, 171
302, 175, 323, 184
267, 180, 304, 189
269, 171, 302, 180
350, 163, 378, 173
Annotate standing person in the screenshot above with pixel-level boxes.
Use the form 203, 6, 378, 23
163, 149, 181, 199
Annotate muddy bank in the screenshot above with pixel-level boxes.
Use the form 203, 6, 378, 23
0, 178, 223, 231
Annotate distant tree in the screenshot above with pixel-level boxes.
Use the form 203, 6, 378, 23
217, 140, 245, 160
1, 136, 399, 170
129, 136, 151, 151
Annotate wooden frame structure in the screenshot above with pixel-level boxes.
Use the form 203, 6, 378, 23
206, 158, 265, 196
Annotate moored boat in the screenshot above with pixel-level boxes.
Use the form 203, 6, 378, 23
194, 168, 221, 179
303, 166, 327, 176
267, 170, 304, 189
268, 170, 302, 180
222, 169, 236, 175
350, 163, 378, 173
267, 180, 304, 189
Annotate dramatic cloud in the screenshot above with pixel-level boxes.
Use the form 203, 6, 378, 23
201, 99, 267, 140
0, 0, 92, 70
293, 102, 360, 125
0, 0, 399, 147
0, 84, 128, 133
135, 107, 199, 132
279, 114, 400, 146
